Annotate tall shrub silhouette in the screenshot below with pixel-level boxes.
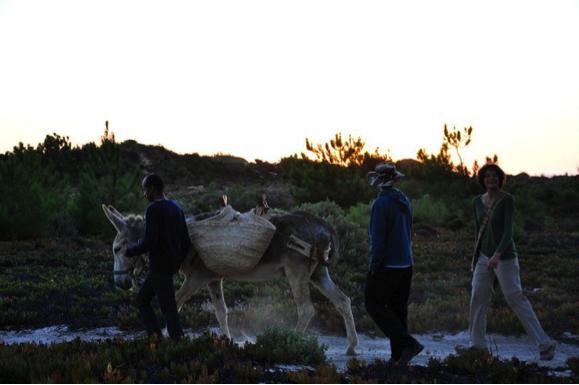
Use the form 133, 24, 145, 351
281, 132, 390, 207
303, 132, 388, 168
412, 124, 482, 198
0, 123, 142, 239
0, 139, 73, 240
442, 124, 472, 177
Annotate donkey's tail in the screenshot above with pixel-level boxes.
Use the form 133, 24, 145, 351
326, 228, 340, 267
312, 226, 340, 267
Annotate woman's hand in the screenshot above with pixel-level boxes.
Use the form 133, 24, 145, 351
487, 254, 500, 270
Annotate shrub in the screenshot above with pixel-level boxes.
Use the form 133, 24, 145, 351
412, 194, 451, 226
0, 147, 69, 240
0, 333, 293, 383
279, 156, 374, 208
69, 168, 143, 236
0, 132, 143, 239
250, 326, 327, 366
295, 200, 346, 219
441, 347, 559, 383
267, 208, 290, 217
345, 202, 371, 229
225, 183, 268, 212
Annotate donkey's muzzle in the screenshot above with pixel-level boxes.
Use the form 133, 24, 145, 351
114, 272, 132, 290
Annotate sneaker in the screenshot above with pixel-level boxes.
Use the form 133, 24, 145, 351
540, 342, 556, 361
396, 341, 424, 366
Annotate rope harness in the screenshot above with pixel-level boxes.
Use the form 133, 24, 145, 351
286, 233, 331, 276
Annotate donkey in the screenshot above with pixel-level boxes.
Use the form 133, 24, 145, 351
102, 204, 358, 355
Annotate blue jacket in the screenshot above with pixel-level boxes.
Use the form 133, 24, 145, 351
127, 199, 191, 274
368, 187, 413, 271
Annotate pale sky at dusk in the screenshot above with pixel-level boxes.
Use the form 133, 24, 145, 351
0, 0, 578, 176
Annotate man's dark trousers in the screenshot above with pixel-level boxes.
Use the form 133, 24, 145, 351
137, 272, 183, 339
365, 266, 417, 361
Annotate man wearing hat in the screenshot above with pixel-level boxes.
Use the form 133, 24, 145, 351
365, 163, 423, 365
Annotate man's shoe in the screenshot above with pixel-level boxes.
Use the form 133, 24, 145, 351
540, 342, 556, 361
397, 341, 424, 366
388, 356, 400, 365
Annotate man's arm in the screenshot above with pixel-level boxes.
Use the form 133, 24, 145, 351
126, 205, 159, 258
369, 198, 390, 273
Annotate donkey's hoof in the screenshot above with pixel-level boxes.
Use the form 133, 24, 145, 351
346, 346, 357, 356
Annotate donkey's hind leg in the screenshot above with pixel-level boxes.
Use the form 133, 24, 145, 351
311, 265, 359, 355
207, 279, 231, 339
285, 265, 316, 332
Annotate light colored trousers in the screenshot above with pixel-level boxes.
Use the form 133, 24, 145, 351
469, 253, 552, 351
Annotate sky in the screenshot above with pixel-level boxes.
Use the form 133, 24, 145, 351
0, 0, 578, 176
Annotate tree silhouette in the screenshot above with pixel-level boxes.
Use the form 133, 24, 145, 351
417, 124, 492, 179
100, 120, 120, 206
472, 154, 500, 177
472, 160, 480, 177
303, 132, 389, 168
485, 154, 499, 164
416, 140, 454, 176
443, 124, 472, 176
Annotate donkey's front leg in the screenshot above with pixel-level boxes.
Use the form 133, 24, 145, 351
175, 270, 213, 311
207, 279, 231, 339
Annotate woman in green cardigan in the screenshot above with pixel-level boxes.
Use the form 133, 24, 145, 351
469, 164, 556, 360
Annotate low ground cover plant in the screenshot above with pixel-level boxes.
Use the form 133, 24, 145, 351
0, 333, 574, 383
0, 133, 578, 382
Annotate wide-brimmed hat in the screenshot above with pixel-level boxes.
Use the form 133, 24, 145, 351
368, 163, 405, 186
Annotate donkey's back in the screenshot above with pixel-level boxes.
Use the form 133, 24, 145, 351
265, 212, 339, 267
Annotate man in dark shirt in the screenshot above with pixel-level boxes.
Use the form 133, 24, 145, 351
126, 173, 191, 340
366, 163, 423, 365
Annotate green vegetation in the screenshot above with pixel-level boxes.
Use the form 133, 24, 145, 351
279, 132, 390, 207
0, 332, 324, 383
279, 156, 375, 207
346, 348, 576, 384
0, 334, 573, 383
0, 126, 578, 381
0, 127, 144, 240
2, 126, 576, 238
250, 326, 327, 366
0, 127, 577, 337
412, 194, 452, 226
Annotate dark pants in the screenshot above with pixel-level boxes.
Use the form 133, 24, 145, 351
365, 266, 417, 361
136, 271, 183, 339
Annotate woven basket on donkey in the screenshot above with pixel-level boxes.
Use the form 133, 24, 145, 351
188, 205, 277, 276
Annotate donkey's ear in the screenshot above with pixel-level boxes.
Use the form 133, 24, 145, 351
102, 204, 127, 233
108, 205, 125, 219
261, 194, 269, 210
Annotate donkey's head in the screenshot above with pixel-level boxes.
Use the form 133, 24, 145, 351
102, 204, 146, 290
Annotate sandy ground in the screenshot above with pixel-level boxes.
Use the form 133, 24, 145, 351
1, 326, 577, 376
315, 332, 578, 373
